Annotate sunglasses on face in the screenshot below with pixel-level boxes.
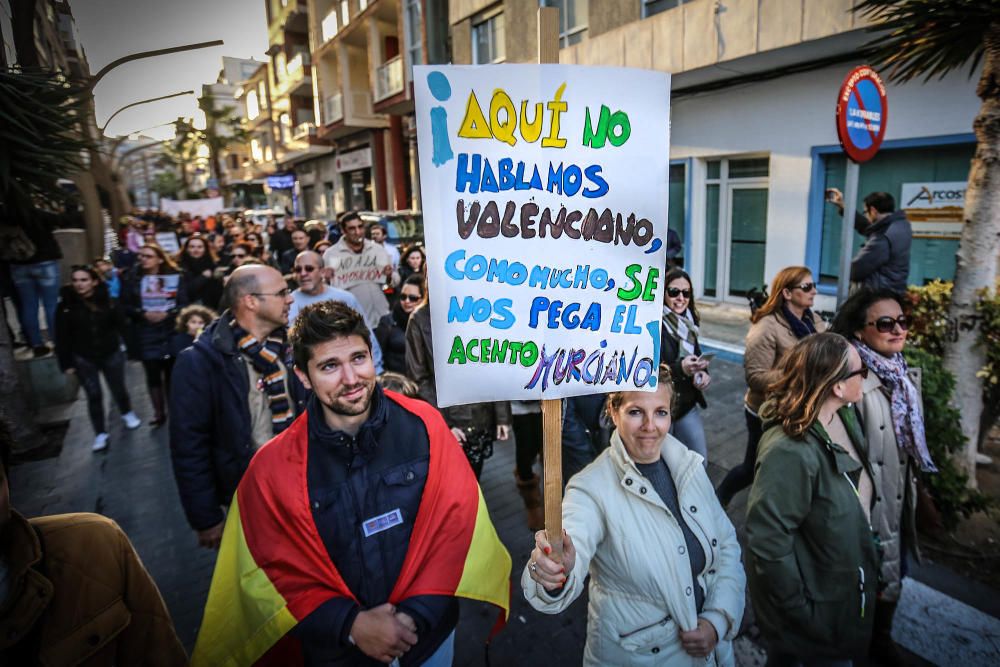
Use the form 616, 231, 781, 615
666, 287, 691, 298
793, 282, 817, 292
399, 294, 422, 303
294, 265, 317, 274
868, 315, 909, 333
233, 253, 248, 259
844, 365, 870, 381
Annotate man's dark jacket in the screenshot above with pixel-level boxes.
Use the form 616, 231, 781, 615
290, 389, 457, 666
850, 209, 911, 294
169, 314, 306, 530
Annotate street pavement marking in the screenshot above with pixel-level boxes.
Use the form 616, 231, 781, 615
895, 576, 1000, 666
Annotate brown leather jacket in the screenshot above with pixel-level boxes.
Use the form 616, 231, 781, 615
743, 310, 827, 412
404, 303, 511, 429
0, 511, 187, 667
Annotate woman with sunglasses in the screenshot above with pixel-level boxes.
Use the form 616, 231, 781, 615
375, 274, 424, 374
121, 244, 188, 427
746, 333, 878, 667
660, 268, 711, 460
55, 266, 142, 451
831, 288, 935, 666
716, 266, 826, 507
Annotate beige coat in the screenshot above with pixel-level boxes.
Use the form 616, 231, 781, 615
743, 311, 828, 412
522, 432, 745, 666
0, 511, 186, 666
856, 368, 922, 601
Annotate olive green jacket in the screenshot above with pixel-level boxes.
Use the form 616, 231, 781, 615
745, 405, 879, 660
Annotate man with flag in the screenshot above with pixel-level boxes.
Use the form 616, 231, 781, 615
191, 300, 511, 666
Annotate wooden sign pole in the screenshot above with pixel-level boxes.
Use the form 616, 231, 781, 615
537, 6, 564, 564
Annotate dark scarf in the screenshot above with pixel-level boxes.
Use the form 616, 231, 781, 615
229, 316, 294, 434
180, 252, 215, 276
391, 300, 411, 330
781, 303, 817, 340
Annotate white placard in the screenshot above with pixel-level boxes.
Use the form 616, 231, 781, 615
901, 181, 966, 239
160, 197, 224, 219
413, 65, 671, 407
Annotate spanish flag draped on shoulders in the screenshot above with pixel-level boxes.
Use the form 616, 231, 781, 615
191, 389, 511, 667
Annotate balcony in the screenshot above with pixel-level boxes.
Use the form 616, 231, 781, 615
374, 56, 404, 103
292, 122, 317, 141
321, 8, 340, 43
324, 93, 344, 124
273, 51, 313, 98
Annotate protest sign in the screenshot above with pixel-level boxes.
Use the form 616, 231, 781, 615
413, 64, 671, 407
160, 197, 224, 219
140, 274, 180, 312
323, 245, 392, 291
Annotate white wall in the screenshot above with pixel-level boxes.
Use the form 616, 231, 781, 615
669, 64, 980, 302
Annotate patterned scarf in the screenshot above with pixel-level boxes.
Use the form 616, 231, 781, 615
853, 340, 937, 473
781, 303, 818, 340
230, 317, 295, 434
662, 306, 699, 356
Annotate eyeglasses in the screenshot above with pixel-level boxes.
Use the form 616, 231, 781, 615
793, 282, 817, 292
666, 287, 692, 298
867, 315, 909, 333
399, 294, 422, 303
844, 365, 870, 381
294, 265, 317, 274
251, 288, 291, 299
138, 253, 158, 260
233, 253, 248, 259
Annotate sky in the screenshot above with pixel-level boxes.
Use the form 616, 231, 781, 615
73, 0, 269, 141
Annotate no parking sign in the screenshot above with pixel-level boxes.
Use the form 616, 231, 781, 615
836, 65, 888, 163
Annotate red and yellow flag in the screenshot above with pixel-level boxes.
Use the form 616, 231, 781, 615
191, 390, 511, 667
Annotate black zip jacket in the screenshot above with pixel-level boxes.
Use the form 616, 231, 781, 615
291, 389, 458, 665
54, 284, 126, 370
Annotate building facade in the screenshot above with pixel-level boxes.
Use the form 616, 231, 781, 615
448, 0, 980, 310
307, 0, 448, 217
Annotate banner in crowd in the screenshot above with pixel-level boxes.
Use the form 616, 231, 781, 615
413, 65, 671, 406
160, 197, 224, 219
140, 274, 180, 312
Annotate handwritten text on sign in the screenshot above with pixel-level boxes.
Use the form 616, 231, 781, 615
413, 65, 671, 407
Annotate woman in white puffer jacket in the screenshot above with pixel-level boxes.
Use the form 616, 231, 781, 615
522, 365, 746, 666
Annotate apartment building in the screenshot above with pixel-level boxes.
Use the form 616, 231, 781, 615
448, 0, 980, 310
308, 0, 448, 216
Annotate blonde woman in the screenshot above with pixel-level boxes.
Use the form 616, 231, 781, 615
523, 365, 745, 665
746, 333, 878, 666
716, 266, 826, 506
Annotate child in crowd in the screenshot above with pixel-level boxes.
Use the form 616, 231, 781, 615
171, 305, 217, 358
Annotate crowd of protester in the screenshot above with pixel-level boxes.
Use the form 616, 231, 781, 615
2, 190, 929, 666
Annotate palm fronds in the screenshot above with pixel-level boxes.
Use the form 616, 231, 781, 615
855, 0, 1000, 83
0, 68, 94, 214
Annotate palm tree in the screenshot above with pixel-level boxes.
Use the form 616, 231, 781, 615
0, 67, 93, 454
198, 97, 250, 192
158, 118, 200, 197
856, 0, 1000, 486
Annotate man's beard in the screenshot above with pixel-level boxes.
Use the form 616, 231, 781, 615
321, 380, 374, 416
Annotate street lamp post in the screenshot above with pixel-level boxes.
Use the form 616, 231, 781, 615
100, 90, 194, 135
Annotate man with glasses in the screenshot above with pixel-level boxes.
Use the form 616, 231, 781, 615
169, 265, 307, 550
289, 251, 384, 373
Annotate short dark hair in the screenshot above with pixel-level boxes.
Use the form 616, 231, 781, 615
290, 300, 372, 370
339, 211, 360, 227
830, 287, 906, 338
863, 191, 895, 214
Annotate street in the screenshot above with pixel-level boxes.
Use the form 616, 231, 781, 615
11, 355, 1000, 666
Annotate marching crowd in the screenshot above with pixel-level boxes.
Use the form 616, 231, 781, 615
1, 188, 928, 667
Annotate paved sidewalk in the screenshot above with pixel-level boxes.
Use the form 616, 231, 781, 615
10, 356, 1000, 665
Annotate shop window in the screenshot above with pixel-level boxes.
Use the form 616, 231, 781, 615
816, 142, 973, 288
472, 12, 505, 64
668, 162, 686, 265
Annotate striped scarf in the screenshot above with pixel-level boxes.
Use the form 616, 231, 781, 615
231, 319, 295, 434
662, 306, 699, 356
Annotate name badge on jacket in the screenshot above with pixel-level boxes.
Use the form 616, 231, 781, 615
363, 509, 404, 537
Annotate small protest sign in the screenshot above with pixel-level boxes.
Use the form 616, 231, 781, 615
413, 65, 671, 407
140, 274, 180, 312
